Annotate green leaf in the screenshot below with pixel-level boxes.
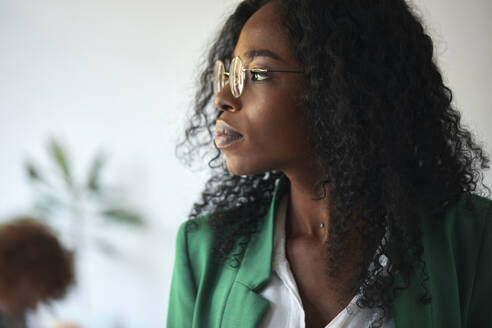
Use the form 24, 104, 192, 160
48, 137, 73, 187
87, 152, 106, 192
100, 208, 144, 226
24, 160, 46, 183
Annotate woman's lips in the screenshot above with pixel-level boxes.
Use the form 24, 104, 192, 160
215, 120, 243, 137
214, 119, 244, 149
214, 133, 244, 149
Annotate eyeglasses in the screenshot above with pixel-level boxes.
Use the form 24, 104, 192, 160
212, 56, 302, 98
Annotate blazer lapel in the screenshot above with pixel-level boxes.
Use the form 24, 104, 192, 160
221, 176, 289, 328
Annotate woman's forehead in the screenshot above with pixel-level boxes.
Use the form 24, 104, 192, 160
232, 2, 294, 63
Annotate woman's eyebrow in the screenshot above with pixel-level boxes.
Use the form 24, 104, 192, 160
243, 49, 283, 61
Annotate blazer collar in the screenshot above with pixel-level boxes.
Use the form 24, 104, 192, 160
234, 174, 290, 290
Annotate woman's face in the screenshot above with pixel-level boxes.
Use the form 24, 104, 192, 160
214, 1, 314, 176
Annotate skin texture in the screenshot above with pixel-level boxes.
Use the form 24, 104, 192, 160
214, 2, 362, 326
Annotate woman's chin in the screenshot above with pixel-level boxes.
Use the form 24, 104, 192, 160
225, 163, 248, 176
225, 159, 264, 177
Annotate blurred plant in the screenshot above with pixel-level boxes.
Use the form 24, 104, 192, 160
23, 136, 145, 257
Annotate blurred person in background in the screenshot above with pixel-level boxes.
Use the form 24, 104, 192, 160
0, 218, 75, 328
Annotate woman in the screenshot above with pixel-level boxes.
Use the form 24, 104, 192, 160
168, 0, 492, 327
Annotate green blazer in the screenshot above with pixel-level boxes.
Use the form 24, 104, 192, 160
167, 176, 492, 328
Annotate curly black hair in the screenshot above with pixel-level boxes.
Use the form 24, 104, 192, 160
175, 0, 491, 326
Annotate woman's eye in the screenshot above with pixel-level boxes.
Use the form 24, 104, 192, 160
250, 71, 270, 82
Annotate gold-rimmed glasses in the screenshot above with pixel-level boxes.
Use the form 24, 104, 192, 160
212, 56, 302, 98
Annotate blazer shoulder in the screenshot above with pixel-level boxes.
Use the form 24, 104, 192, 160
174, 214, 215, 262
420, 192, 492, 277
464, 193, 492, 325
454, 192, 492, 216
179, 208, 249, 259
416, 192, 492, 326
447, 192, 492, 255
179, 213, 216, 251
176, 212, 238, 282
441, 192, 492, 326
427, 192, 492, 233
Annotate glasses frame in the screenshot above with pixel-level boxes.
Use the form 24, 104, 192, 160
212, 56, 302, 98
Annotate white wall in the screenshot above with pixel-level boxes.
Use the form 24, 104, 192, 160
0, 0, 490, 327
0, 0, 239, 327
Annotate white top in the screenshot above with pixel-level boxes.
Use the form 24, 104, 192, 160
258, 192, 395, 328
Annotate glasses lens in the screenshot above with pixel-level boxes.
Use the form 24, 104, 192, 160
213, 60, 225, 96
230, 56, 245, 98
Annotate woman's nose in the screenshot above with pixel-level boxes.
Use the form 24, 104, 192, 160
214, 85, 241, 112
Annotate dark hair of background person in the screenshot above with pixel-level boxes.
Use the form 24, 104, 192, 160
0, 218, 75, 319
175, 0, 491, 326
